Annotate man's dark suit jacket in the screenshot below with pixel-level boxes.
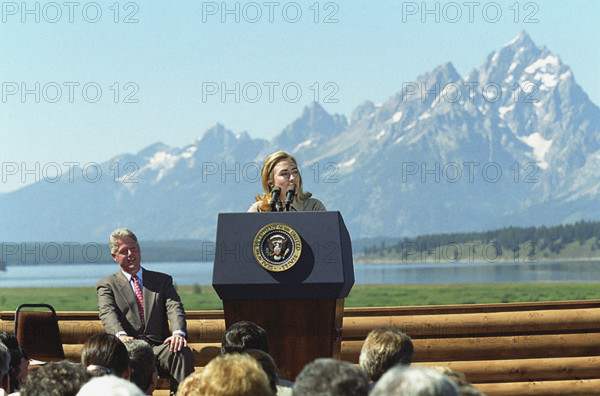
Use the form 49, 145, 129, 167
96, 268, 187, 343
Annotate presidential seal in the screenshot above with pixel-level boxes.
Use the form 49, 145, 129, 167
253, 223, 302, 272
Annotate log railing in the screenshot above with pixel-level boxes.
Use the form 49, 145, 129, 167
2, 300, 599, 396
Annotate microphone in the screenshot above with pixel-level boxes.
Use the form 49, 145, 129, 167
270, 186, 281, 212
284, 186, 295, 211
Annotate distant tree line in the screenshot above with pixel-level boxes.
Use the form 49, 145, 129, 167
363, 220, 600, 258
0, 239, 215, 265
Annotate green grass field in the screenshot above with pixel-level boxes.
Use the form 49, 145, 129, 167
2, 283, 600, 312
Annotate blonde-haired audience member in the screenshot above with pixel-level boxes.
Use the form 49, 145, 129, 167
176, 354, 273, 396
359, 327, 414, 383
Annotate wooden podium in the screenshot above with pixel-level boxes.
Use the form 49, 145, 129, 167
212, 211, 354, 380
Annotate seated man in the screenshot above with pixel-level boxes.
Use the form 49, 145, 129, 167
359, 327, 414, 384
97, 228, 194, 393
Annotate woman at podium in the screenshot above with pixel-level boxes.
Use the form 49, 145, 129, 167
248, 151, 326, 212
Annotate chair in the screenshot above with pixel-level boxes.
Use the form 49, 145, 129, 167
14, 303, 65, 362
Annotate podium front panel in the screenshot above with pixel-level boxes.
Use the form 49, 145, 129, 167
212, 211, 354, 301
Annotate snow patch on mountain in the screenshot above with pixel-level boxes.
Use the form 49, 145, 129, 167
294, 139, 313, 151
524, 55, 559, 74
517, 132, 552, 169
148, 151, 179, 170
340, 157, 356, 168
499, 105, 514, 118
181, 146, 197, 159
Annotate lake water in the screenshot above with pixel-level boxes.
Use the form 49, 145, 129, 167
2, 260, 599, 288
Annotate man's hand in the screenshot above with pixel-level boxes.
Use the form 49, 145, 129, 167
118, 335, 135, 343
164, 333, 187, 352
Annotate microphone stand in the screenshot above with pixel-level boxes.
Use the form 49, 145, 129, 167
270, 187, 281, 212
284, 187, 295, 212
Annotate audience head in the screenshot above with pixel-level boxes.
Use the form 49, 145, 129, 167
0, 342, 10, 393
244, 349, 278, 394
359, 327, 414, 381
292, 358, 368, 396
221, 321, 269, 354
21, 360, 91, 396
370, 366, 459, 396
76, 375, 145, 396
176, 353, 273, 396
430, 366, 485, 396
0, 331, 28, 392
124, 339, 158, 395
81, 333, 130, 378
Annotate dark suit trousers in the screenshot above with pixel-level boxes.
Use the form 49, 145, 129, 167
153, 343, 195, 392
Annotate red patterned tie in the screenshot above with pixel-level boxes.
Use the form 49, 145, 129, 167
131, 275, 145, 328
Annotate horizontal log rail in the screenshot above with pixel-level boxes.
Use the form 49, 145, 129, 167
343, 308, 600, 339
2, 300, 600, 396
343, 333, 600, 362
474, 379, 600, 396
415, 356, 600, 383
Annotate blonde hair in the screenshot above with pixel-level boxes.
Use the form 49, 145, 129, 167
254, 151, 312, 211
359, 327, 414, 381
176, 354, 273, 396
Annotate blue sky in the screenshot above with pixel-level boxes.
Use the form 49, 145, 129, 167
1, 0, 598, 193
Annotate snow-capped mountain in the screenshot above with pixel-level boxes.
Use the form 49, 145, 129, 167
2, 31, 599, 242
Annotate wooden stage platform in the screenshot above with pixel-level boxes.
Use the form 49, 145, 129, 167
2, 300, 600, 395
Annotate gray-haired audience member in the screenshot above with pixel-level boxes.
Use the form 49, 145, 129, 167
292, 358, 368, 396
0, 343, 10, 394
76, 375, 145, 396
359, 327, 414, 382
125, 339, 158, 395
370, 366, 459, 396
21, 360, 92, 396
